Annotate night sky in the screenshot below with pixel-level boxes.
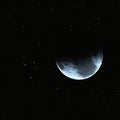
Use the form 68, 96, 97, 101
1, 0, 120, 120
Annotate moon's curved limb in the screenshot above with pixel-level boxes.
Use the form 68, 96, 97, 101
56, 62, 84, 80
56, 50, 103, 80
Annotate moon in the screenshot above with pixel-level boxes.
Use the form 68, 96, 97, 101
56, 50, 103, 80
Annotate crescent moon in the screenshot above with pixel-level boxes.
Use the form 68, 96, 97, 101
56, 50, 103, 80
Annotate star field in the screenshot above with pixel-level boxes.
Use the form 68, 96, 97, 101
0, 0, 120, 120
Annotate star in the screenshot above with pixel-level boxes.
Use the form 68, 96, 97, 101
50, 7, 54, 11
56, 87, 59, 90
97, 16, 101, 20
32, 5, 34, 8
88, 27, 91, 31
29, 76, 33, 79
116, 92, 120, 96
24, 63, 27, 67
69, 29, 73, 32
34, 66, 38, 70
33, 61, 36, 64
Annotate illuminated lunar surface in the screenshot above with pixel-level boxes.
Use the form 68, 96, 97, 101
56, 50, 103, 80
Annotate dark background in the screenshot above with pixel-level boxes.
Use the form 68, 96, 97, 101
0, 0, 120, 120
